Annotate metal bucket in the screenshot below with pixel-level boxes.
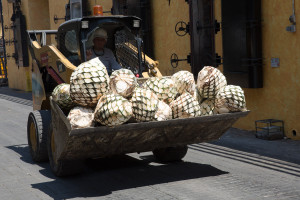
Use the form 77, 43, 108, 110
50, 98, 249, 162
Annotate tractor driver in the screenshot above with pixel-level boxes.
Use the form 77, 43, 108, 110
86, 28, 121, 73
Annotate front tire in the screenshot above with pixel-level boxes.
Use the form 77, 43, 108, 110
47, 125, 84, 177
27, 110, 51, 162
153, 145, 188, 163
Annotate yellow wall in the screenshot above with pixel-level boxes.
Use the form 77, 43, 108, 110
2, 0, 51, 91
3, 1, 30, 91
2, 0, 113, 91
151, 1, 191, 76
214, 0, 300, 140
48, 0, 112, 32
151, 1, 300, 139
48, 0, 69, 32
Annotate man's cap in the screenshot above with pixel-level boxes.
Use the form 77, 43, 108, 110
93, 28, 108, 40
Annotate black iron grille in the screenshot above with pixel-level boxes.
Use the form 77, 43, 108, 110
115, 30, 140, 75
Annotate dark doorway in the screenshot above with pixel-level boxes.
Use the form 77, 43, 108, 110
188, 0, 218, 78
221, 0, 263, 88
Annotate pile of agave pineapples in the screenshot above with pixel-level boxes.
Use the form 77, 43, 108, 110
52, 58, 247, 129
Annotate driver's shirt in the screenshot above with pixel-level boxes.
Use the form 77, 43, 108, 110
89, 48, 121, 73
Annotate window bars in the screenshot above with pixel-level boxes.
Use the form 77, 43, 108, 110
115, 30, 141, 75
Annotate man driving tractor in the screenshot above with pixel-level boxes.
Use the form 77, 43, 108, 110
86, 28, 121, 73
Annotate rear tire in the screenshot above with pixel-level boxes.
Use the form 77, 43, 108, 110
153, 145, 188, 163
47, 125, 84, 177
27, 110, 51, 162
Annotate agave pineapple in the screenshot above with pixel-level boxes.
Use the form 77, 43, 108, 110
67, 107, 94, 129
215, 85, 247, 113
172, 70, 196, 96
131, 88, 159, 122
110, 69, 138, 98
194, 87, 203, 104
200, 99, 215, 116
169, 92, 201, 119
94, 93, 133, 127
154, 101, 173, 121
70, 57, 110, 107
52, 83, 74, 110
143, 77, 178, 104
197, 66, 227, 99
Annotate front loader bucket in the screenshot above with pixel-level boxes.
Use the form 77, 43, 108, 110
50, 98, 249, 162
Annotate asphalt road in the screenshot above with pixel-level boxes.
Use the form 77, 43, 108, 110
0, 88, 299, 200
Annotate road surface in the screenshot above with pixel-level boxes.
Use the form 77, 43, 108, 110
0, 88, 299, 200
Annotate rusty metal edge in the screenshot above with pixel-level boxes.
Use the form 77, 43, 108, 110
70, 111, 250, 136
50, 97, 72, 131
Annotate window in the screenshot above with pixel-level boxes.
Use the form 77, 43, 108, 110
60, 29, 80, 66
65, 30, 78, 53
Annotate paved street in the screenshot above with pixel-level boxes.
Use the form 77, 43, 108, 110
0, 87, 299, 200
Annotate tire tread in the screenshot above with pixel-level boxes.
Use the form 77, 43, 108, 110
27, 110, 51, 162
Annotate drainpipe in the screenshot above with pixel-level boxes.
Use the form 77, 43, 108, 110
286, 0, 296, 32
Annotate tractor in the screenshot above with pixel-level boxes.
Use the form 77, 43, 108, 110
27, 15, 248, 176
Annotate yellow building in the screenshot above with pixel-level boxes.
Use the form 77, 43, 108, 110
1, 0, 299, 140
2, 0, 112, 91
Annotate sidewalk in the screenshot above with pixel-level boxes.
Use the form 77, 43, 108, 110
0, 86, 32, 106
1, 86, 299, 165
212, 128, 300, 165
0, 86, 32, 100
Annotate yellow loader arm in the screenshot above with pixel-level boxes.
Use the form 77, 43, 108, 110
27, 29, 161, 110
31, 41, 76, 82
28, 30, 76, 110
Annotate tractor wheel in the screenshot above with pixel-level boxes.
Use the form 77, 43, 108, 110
27, 110, 51, 162
47, 125, 84, 177
152, 145, 188, 163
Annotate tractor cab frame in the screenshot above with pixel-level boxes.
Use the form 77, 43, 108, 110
57, 16, 145, 76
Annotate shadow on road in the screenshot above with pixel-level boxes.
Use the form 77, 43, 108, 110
34, 156, 227, 199
6, 144, 50, 169
6, 144, 228, 199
